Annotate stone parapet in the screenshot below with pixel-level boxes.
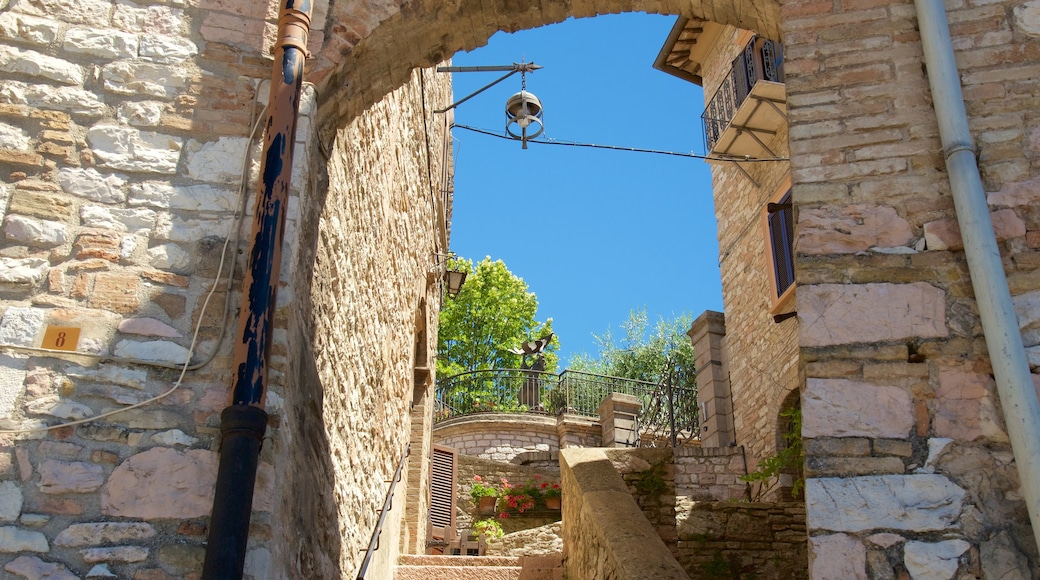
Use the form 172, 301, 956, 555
434, 414, 557, 462
560, 447, 691, 580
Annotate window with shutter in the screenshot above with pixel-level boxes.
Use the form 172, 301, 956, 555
764, 180, 796, 315
427, 444, 457, 545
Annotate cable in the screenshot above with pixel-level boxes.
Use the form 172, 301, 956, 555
450, 123, 789, 162
0, 98, 272, 434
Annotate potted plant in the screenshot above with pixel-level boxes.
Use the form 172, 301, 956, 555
542, 481, 562, 510
470, 475, 500, 515
473, 518, 504, 542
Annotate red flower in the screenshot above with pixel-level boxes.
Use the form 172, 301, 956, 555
474, 475, 482, 482
499, 512, 509, 519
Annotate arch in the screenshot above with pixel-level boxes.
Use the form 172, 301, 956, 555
774, 388, 802, 501
312, 0, 782, 129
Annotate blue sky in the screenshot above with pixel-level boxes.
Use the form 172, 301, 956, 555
447, 12, 723, 365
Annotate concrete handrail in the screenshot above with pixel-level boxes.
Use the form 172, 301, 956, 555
560, 448, 691, 579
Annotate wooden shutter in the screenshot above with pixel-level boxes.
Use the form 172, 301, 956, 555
768, 190, 795, 297
428, 444, 457, 542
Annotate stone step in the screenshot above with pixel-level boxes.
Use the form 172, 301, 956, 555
395, 564, 522, 580
398, 555, 521, 567
394, 555, 563, 580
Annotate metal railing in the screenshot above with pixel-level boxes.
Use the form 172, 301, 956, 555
356, 443, 410, 580
434, 368, 698, 446
702, 36, 785, 151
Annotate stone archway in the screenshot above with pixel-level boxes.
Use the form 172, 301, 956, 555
294, 0, 1040, 577
309, 0, 782, 128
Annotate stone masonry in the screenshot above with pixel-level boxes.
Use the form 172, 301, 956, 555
0, 0, 1035, 577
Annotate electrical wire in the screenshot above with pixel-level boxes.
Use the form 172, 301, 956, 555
0, 97, 271, 434
450, 123, 789, 162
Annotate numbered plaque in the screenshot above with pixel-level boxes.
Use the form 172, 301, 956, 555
42, 326, 80, 351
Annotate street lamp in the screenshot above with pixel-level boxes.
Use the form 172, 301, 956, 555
436, 61, 544, 148
444, 268, 467, 297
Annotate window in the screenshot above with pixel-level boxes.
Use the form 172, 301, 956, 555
764, 183, 795, 314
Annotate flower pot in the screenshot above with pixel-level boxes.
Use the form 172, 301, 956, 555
545, 497, 561, 510
477, 496, 498, 515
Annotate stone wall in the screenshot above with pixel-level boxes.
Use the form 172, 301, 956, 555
277, 64, 452, 579
455, 455, 560, 534
560, 447, 691, 580
676, 500, 807, 579
674, 445, 748, 502
433, 414, 558, 462
0, 0, 451, 574
701, 24, 801, 478
784, 0, 1040, 574
485, 522, 563, 558
0, 0, 325, 574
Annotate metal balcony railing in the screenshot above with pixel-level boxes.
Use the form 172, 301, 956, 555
434, 368, 699, 446
702, 36, 785, 152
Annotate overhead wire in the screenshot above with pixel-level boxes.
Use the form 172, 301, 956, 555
450, 123, 789, 162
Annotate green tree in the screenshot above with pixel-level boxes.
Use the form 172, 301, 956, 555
571, 308, 695, 390
570, 309, 697, 436
437, 256, 557, 379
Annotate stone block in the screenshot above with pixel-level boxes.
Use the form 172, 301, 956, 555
809, 534, 867, 580
903, 539, 969, 580
0, 45, 81, 85
54, 522, 156, 547
63, 28, 137, 58
805, 455, 904, 477
88, 272, 140, 314
86, 125, 182, 174
800, 283, 948, 347
58, 167, 127, 204
798, 204, 914, 254
806, 475, 965, 532
101, 61, 191, 99
3, 214, 67, 247
803, 378, 913, 438
0, 13, 59, 46
38, 460, 104, 494
933, 370, 1007, 443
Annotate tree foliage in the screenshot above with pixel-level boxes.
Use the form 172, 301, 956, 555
436, 256, 557, 379
570, 308, 696, 392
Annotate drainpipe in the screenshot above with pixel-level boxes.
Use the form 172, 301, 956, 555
201, 0, 312, 577
914, 0, 1040, 555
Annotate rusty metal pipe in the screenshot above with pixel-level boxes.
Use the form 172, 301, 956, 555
202, 0, 312, 576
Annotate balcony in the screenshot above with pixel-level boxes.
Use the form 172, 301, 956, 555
434, 368, 698, 446
702, 37, 787, 164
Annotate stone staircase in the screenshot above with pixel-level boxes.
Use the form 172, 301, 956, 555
395, 554, 563, 580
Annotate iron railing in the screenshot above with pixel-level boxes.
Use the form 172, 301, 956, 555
701, 36, 785, 152
434, 368, 698, 446
356, 443, 410, 580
